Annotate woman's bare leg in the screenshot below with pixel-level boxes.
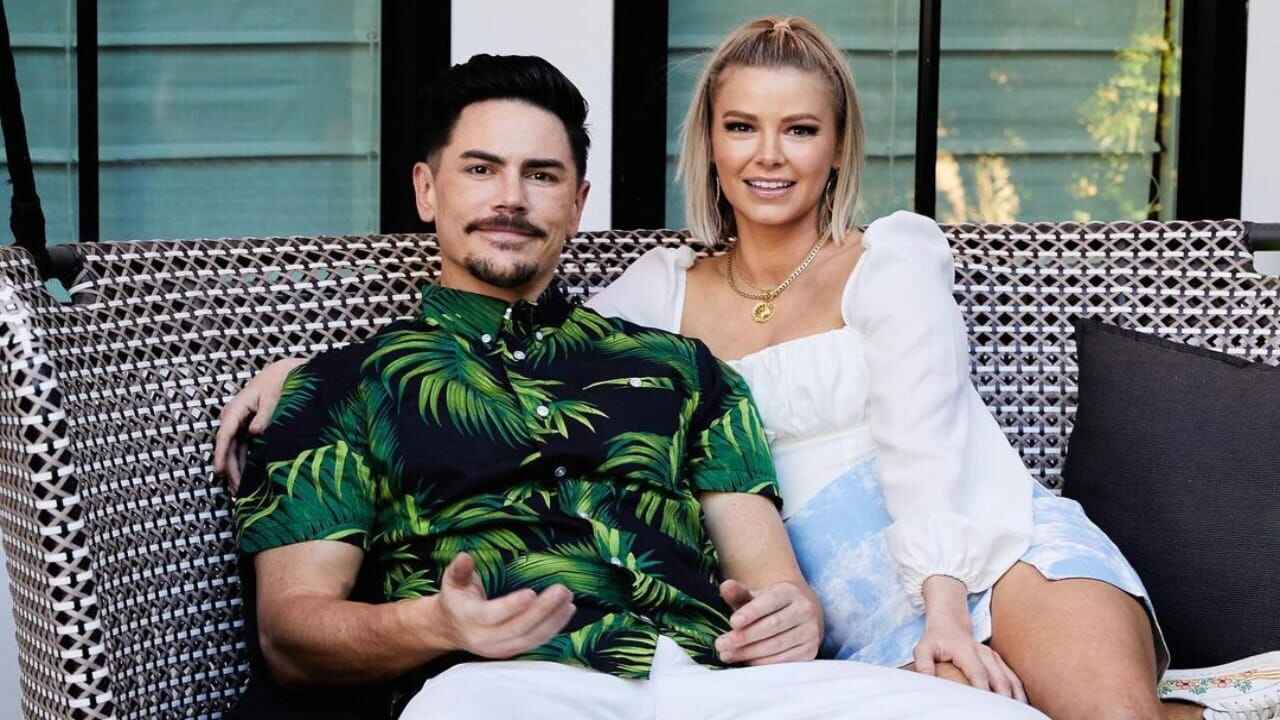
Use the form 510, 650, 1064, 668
989, 562, 1198, 720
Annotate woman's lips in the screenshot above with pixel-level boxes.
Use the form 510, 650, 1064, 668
743, 178, 796, 199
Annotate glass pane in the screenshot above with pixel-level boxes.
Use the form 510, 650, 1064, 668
0, 0, 78, 246
97, 0, 380, 240
936, 0, 1182, 223
667, 1, 919, 229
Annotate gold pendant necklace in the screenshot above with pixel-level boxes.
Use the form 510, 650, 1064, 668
751, 300, 775, 323
726, 234, 829, 323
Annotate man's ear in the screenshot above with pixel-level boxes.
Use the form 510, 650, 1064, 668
413, 161, 437, 224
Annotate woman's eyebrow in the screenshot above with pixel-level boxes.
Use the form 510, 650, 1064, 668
720, 110, 823, 123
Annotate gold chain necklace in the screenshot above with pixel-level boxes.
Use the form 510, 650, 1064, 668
725, 235, 829, 323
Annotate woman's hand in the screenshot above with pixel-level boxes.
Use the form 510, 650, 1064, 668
212, 357, 306, 492
912, 575, 1026, 702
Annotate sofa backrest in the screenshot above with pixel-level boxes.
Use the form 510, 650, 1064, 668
0, 220, 1273, 719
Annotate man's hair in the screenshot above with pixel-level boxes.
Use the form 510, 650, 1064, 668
422, 54, 590, 180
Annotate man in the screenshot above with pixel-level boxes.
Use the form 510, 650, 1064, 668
227, 54, 1044, 720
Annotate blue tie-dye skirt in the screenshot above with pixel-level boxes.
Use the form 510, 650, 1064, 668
783, 455, 1169, 674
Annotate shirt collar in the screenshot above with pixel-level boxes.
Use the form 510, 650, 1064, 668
417, 278, 575, 337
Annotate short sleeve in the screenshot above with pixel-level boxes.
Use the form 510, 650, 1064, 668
586, 246, 696, 333
848, 211, 1032, 607
685, 343, 782, 507
234, 345, 380, 555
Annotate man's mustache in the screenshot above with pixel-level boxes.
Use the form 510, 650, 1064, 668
465, 215, 547, 239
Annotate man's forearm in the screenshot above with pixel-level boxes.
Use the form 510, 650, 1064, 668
260, 594, 453, 687
701, 492, 812, 590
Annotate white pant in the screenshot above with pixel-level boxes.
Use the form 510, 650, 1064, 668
402, 636, 1047, 720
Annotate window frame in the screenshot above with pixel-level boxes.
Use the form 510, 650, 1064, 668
54, 0, 1256, 244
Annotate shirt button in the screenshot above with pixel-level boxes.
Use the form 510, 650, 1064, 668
553, 466, 567, 478
536, 405, 550, 417
513, 350, 526, 361
628, 377, 644, 388
480, 333, 493, 344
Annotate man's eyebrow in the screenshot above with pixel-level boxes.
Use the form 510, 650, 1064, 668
459, 150, 505, 164
524, 158, 567, 171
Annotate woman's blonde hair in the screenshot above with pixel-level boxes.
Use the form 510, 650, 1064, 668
676, 16, 865, 245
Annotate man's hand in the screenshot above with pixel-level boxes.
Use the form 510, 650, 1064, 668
213, 357, 305, 492
431, 552, 577, 659
912, 575, 1025, 702
713, 578, 822, 666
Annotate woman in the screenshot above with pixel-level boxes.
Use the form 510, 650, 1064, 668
215, 17, 1274, 720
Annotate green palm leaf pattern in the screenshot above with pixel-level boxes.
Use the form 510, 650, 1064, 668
597, 428, 705, 548
236, 440, 376, 552
267, 442, 373, 501
690, 364, 772, 489
269, 364, 320, 425
505, 550, 632, 609
597, 432, 678, 489
660, 620, 730, 666
365, 329, 531, 446
384, 564, 437, 599
234, 483, 281, 544
418, 290, 509, 339
594, 331, 701, 388
556, 478, 618, 526
358, 384, 407, 491
522, 309, 615, 366
381, 494, 540, 593
630, 483, 701, 549
503, 476, 554, 511
585, 522, 662, 575
508, 371, 609, 438
629, 567, 725, 624
519, 612, 657, 676
583, 376, 675, 391
381, 493, 541, 546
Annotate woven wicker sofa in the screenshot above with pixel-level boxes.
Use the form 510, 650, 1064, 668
0, 220, 1276, 719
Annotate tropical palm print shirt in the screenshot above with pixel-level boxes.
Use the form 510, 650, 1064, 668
235, 280, 781, 682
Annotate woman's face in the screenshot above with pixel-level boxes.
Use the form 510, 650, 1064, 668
710, 64, 840, 237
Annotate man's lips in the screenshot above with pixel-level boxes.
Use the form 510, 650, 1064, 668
474, 227, 539, 238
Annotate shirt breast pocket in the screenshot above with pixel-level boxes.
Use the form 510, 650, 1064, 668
571, 375, 693, 491
581, 374, 690, 436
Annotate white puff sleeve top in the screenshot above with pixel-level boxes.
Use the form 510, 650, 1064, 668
846, 212, 1031, 606
587, 211, 1033, 608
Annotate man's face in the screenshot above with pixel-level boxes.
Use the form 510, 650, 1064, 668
414, 99, 589, 298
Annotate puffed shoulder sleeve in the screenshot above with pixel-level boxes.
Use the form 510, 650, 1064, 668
585, 246, 696, 333
848, 211, 1031, 608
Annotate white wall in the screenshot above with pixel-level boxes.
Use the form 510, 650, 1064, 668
1, 557, 19, 719
1242, 1, 1279, 275
1242, 0, 1279, 221
451, 0, 614, 231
